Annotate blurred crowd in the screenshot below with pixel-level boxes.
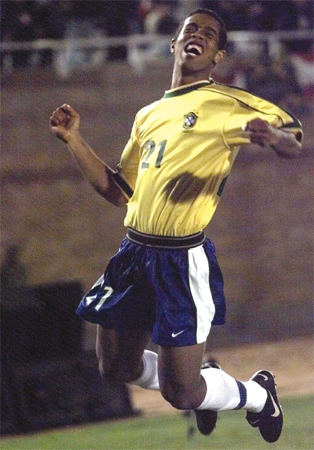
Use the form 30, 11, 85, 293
1, 0, 313, 41
200, 0, 313, 31
1, 0, 313, 113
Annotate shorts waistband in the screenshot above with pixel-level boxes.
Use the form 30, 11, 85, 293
126, 228, 205, 249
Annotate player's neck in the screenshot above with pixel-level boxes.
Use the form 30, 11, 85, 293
170, 70, 212, 89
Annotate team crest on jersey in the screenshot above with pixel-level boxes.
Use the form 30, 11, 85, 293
183, 112, 197, 130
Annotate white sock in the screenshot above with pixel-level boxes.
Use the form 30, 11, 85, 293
241, 380, 268, 412
197, 368, 242, 411
130, 350, 159, 390
197, 368, 267, 412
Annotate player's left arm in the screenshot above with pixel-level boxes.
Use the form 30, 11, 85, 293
244, 118, 302, 158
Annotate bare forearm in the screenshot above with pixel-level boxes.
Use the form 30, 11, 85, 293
50, 104, 127, 206
67, 131, 126, 206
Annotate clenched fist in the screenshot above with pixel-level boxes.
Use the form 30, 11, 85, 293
49, 104, 80, 143
244, 117, 280, 148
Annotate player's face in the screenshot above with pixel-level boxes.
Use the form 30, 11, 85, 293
171, 13, 226, 76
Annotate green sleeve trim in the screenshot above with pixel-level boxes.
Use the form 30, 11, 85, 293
208, 82, 303, 130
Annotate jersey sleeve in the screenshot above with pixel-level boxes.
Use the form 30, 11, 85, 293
116, 115, 141, 192
222, 90, 303, 148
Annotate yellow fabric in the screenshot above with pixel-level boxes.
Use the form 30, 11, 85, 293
117, 80, 302, 236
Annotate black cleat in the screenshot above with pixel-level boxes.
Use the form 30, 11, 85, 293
246, 370, 283, 443
194, 361, 221, 436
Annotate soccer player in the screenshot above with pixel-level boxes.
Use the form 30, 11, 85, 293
50, 8, 302, 443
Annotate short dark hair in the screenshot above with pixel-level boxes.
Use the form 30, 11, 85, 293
174, 8, 227, 50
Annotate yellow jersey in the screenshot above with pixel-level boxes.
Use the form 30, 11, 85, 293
117, 80, 302, 236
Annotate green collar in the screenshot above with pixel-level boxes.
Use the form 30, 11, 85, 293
163, 80, 213, 99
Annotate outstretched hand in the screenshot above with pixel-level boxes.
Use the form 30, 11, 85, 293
49, 104, 80, 143
244, 118, 280, 147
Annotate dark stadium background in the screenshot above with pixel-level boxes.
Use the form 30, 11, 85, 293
1, 0, 313, 437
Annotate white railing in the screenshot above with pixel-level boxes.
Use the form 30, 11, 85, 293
1, 30, 312, 78
1, 29, 312, 54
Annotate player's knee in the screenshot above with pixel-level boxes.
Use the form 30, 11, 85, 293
160, 382, 200, 410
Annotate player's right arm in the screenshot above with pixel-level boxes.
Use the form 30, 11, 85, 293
49, 104, 127, 206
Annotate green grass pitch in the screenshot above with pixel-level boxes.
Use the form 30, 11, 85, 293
1, 395, 313, 450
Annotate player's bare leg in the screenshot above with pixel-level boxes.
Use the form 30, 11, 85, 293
158, 343, 207, 409
96, 325, 151, 383
159, 342, 268, 413
158, 343, 220, 434
158, 343, 275, 440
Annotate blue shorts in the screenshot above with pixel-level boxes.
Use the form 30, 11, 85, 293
76, 229, 226, 347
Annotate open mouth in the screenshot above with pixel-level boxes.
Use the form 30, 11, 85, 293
185, 44, 203, 56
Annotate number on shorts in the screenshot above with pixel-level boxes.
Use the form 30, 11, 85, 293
94, 286, 114, 311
